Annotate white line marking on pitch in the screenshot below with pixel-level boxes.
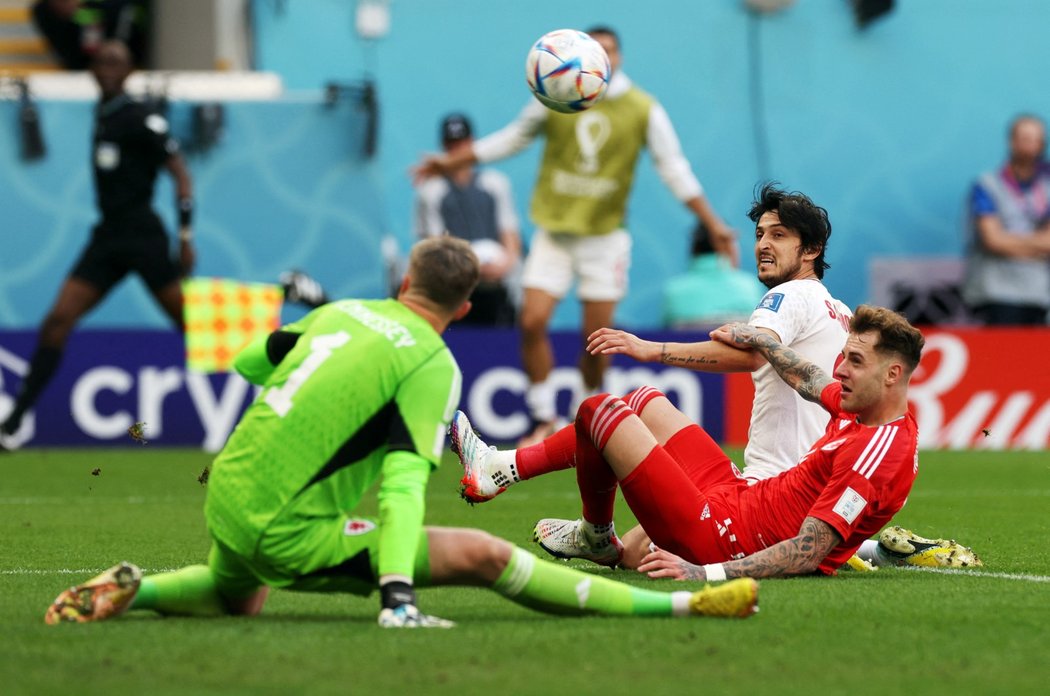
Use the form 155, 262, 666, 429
900, 566, 1050, 584
5, 566, 1049, 585
0, 496, 189, 505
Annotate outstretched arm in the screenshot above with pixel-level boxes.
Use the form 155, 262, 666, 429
638, 516, 842, 580
587, 327, 769, 373
686, 195, 739, 266
410, 145, 478, 182
711, 322, 833, 403
411, 102, 547, 182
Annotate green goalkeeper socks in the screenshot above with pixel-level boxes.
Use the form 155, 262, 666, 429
131, 565, 226, 616
493, 547, 690, 617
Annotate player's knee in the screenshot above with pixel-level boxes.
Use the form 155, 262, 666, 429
519, 308, 549, 338
575, 392, 627, 435
575, 392, 613, 427
576, 393, 636, 451
222, 586, 269, 616
622, 386, 666, 416
457, 529, 512, 581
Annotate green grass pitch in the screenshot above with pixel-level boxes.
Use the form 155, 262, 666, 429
2, 447, 1049, 695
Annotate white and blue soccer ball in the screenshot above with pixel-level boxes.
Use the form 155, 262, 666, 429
525, 29, 610, 113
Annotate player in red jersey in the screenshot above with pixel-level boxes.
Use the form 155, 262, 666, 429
461, 304, 925, 579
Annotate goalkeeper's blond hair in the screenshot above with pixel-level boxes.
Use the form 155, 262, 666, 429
405, 236, 480, 314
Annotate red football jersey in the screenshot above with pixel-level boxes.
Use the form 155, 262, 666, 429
728, 382, 919, 574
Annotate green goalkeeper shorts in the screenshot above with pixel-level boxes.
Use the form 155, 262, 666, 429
207, 515, 432, 600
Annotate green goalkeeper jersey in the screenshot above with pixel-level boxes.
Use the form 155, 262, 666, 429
204, 298, 461, 581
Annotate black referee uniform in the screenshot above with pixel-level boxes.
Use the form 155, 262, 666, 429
1, 84, 191, 447
71, 94, 184, 294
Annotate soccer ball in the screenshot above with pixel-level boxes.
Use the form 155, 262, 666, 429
525, 29, 610, 113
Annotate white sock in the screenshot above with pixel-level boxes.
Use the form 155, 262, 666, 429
580, 519, 614, 546
525, 380, 556, 423
856, 538, 896, 567
671, 591, 693, 617
487, 449, 521, 486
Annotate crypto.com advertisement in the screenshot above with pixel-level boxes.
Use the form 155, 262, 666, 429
0, 329, 724, 451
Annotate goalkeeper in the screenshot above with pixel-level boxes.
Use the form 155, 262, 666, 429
44, 237, 757, 627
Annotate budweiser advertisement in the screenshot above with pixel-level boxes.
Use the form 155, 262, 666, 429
725, 328, 1050, 450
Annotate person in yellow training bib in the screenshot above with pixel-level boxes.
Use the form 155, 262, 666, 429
412, 26, 737, 446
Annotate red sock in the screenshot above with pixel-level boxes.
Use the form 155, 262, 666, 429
515, 423, 576, 481
574, 394, 633, 524
624, 386, 665, 415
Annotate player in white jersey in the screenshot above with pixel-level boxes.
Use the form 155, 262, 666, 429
590, 183, 848, 486
455, 184, 980, 570
738, 278, 851, 480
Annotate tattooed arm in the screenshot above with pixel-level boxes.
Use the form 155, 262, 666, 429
710, 322, 834, 403
637, 516, 842, 580
586, 326, 772, 373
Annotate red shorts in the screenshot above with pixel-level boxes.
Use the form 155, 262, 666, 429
620, 424, 752, 564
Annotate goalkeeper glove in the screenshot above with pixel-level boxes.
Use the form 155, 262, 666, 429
377, 579, 454, 629
378, 603, 455, 628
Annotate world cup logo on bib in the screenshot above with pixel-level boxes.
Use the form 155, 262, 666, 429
575, 111, 611, 175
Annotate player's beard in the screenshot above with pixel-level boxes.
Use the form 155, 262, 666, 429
759, 255, 804, 289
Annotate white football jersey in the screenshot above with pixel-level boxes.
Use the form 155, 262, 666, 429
742, 279, 852, 481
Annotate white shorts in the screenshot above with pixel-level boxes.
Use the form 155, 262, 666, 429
521, 228, 631, 302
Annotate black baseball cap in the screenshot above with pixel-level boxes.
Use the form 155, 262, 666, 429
440, 113, 473, 145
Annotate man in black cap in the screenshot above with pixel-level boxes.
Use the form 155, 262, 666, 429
414, 113, 522, 326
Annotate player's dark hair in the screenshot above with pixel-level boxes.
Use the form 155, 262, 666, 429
585, 25, 620, 48
850, 305, 925, 373
408, 236, 479, 312
747, 183, 832, 279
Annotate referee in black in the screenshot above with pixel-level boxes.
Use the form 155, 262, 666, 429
0, 40, 194, 450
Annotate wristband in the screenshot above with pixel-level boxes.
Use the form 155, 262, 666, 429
379, 580, 416, 609
702, 563, 727, 582
179, 228, 193, 242
178, 196, 193, 228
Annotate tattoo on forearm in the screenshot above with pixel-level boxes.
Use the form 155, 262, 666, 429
678, 560, 705, 581
721, 517, 841, 580
661, 343, 719, 367
752, 334, 829, 402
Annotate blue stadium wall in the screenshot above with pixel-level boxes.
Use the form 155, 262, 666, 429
3, 0, 1050, 330
0, 97, 386, 328
253, 0, 1050, 327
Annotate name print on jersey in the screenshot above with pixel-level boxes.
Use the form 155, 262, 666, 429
335, 300, 416, 348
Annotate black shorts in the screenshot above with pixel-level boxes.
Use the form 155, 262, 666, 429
70, 213, 182, 294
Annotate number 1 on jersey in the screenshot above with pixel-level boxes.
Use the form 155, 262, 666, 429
264, 331, 350, 417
